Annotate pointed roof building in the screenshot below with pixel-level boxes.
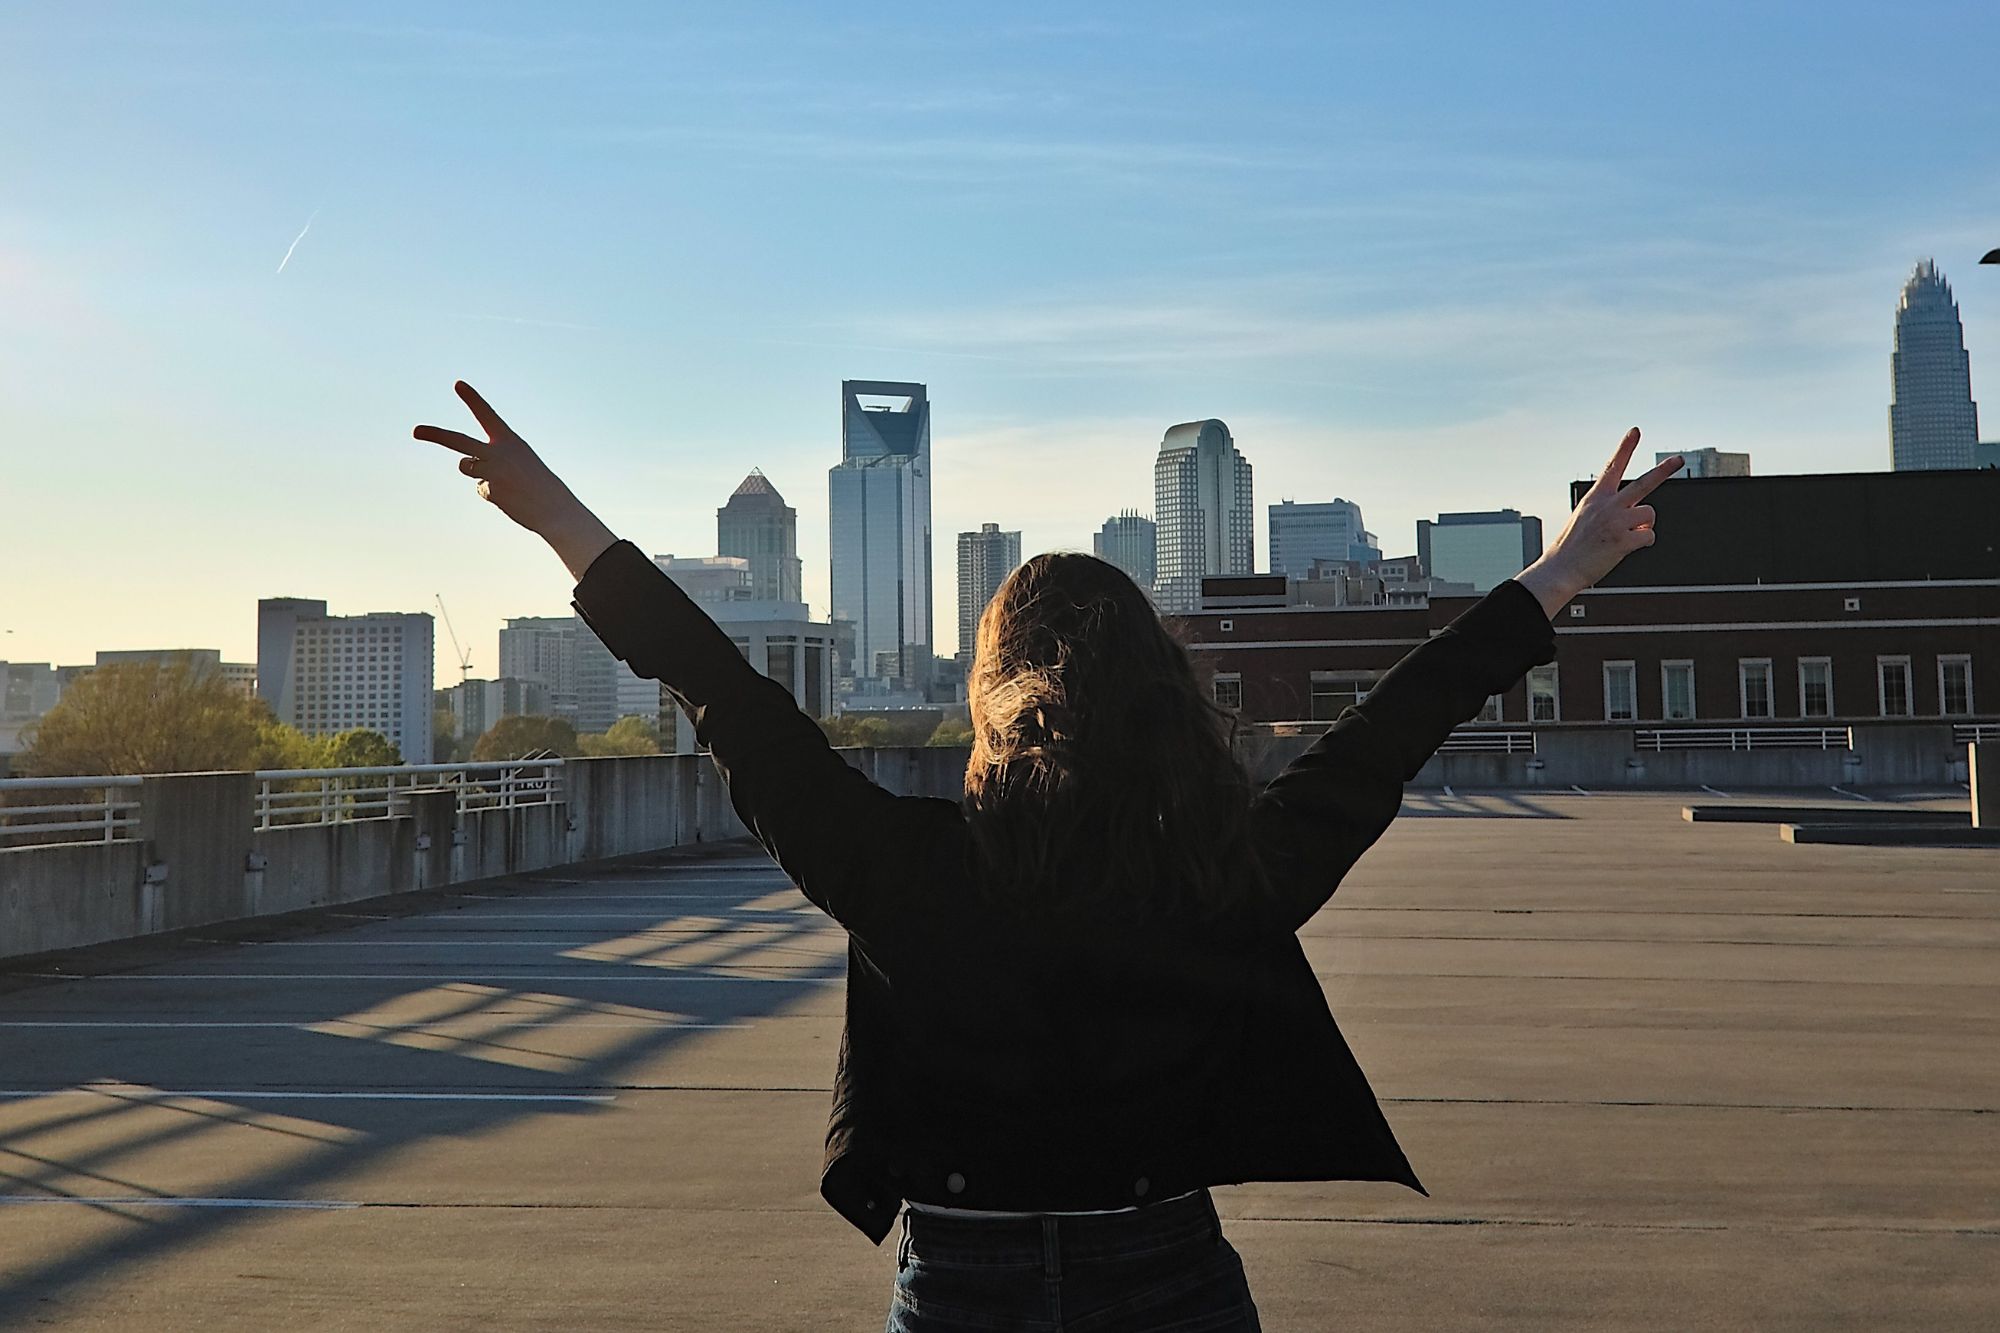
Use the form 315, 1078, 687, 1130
718, 469, 804, 603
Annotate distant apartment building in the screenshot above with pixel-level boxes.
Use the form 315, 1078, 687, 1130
1180, 468, 1996, 729
1416, 509, 1543, 594
1093, 510, 1156, 591
717, 470, 804, 602
1661, 449, 1751, 478
94, 648, 256, 697
0, 662, 65, 756
956, 523, 1022, 663
444, 676, 551, 744
255, 600, 435, 763
1268, 499, 1380, 575
1890, 259, 1980, 471
1153, 419, 1253, 614
830, 380, 934, 695
497, 616, 624, 735
1976, 440, 1999, 470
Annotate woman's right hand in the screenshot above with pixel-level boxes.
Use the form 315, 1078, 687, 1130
414, 380, 618, 581
1513, 428, 1682, 619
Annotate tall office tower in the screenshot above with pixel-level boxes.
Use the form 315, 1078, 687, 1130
255, 600, 435, 763
955, 523, 1022, 663
829, 380, 934, 692
1659, 448, 1751, 479
497, 616, 624, 734
1093, 510, 1157, 591
1415, 510, 1544, 594
1268, 499, 1381, 575
717, 469, 803, 602
1890, 259, 1980, 471
1152, 420, 1253, 614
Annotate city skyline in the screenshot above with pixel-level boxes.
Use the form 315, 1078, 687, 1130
4, 6, 1999, 675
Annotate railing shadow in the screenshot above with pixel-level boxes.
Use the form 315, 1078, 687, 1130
0, 844, 842, 1311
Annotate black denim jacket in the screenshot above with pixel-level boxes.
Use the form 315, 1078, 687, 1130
572, 540, 1556, 1244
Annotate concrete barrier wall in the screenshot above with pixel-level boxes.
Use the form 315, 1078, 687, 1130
0, 726, 1979, 961
0, 840, 151, 957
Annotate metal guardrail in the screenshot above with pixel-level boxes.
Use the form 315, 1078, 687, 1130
252, 759, 565, 829
1635, 726, 1853, 752
1952, 723, 2000, 746
1436, 729, 1536, 754
0, 775, 145, 849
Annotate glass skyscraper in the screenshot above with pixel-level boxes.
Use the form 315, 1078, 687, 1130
1268, 498, 1380, 575
1890, 259, 1980, 471
1152, 419, 1253, 614
829, 380, 933, 692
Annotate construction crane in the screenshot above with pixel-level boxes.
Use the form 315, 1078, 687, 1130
435, 595, 473, 684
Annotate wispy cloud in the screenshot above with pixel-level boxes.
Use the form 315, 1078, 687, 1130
275, 210, 317, 276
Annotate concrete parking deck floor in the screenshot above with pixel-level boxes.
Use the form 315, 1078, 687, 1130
0, 791, 1993, 1331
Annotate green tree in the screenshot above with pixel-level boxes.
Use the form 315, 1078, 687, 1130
927, 718, 975, 747
21, 661, 270, 777
433, 708, 464, 764
310, 729, 403, 768
818, 715, 891, 748
578, 715, 662, 757
472, 714, 578, 761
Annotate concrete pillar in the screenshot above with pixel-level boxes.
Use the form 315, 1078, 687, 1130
137, 771, 257, 933
1973, 742, 1996, 830
409, 788, 458, 891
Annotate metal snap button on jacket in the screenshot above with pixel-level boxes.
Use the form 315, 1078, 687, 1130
945, 1172, 966, 1194
1133, 1177, 1150, 1198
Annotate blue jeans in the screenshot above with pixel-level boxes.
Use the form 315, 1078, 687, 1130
885, 1189, 1262, 1332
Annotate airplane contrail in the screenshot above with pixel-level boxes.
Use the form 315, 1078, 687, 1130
275, 210, 318, 275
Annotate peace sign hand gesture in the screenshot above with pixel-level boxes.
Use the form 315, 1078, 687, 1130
1513, 428, 1682, 620
414, 381, 618, 581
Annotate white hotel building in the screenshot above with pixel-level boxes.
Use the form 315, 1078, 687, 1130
257, 599, 436, 764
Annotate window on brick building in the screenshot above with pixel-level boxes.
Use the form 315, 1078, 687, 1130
1310, 672, 1374, 721
1662, 661, 1695, 720
1939, 656, 1973, 716
1738, 659, 1772, 719
1212, 674, 1242, 711
1526, 664, 1559, 721
1799, 658, 1833, 718
1603, 661, 1636, 721
1876, 656, 1912, 717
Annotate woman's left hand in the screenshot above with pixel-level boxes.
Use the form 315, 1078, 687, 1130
415, 381, 617, 580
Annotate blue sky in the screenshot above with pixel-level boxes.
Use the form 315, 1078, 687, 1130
3, 1, 1996, 674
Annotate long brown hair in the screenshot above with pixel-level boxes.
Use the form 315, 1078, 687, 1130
963, 552, 1261, 918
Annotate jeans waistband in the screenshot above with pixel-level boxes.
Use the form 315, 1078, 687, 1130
899, 1187, 1222, 1270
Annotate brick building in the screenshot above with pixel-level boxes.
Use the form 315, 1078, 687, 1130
1178, 468, 1997, 729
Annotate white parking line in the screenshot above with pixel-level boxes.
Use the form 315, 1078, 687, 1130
0, 1020, 750, 1029
0, 1089, 615, 1103
1570, 785, 1591, 796
0, 1196, 363, 1210
1829, 785, 1875, 802
24, 973, 829, 984
1700, 784, 1731, 798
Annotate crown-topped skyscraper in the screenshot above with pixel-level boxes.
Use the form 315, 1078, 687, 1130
717, 469, 803, 603
829, 381, 934, 695
1890, 259, 1980, 471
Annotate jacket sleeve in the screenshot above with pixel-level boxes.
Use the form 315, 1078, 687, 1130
568, 540, 925, 938
1248, 578, 1558, 934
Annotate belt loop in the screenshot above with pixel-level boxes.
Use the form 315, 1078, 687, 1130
1041, 1216, 1061, 1282
897, 1210, 912, 1272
